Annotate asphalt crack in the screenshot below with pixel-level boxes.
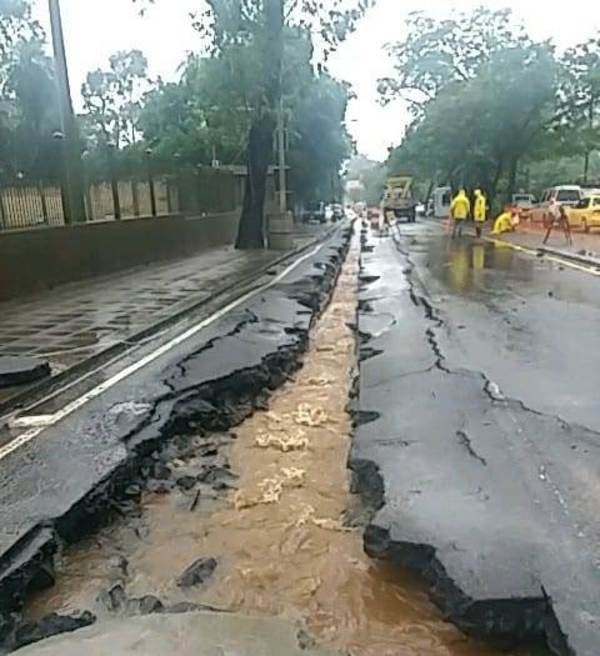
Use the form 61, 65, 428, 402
456, 430, 487, 466
390, 227, 600, 443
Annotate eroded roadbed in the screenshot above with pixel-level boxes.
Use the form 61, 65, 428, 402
351, 225, 599, 656
0, 227, 351, 647
3, 227, 530, 656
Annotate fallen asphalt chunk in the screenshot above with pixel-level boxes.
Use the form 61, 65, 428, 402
0, 357, 50, 389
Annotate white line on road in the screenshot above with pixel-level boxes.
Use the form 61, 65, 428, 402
0, 241, 326, 463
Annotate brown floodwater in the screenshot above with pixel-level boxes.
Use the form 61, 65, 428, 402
28, 238, 542, 656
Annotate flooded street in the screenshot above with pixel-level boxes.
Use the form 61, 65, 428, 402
26, 237, 537, 656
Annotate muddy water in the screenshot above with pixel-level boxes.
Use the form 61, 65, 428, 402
28, 240, 537, 656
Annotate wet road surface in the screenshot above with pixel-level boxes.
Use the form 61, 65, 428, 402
420, 224, 600, 431
353, 220, 600, 655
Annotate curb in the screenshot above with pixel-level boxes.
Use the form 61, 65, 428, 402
539, 246, 600, 268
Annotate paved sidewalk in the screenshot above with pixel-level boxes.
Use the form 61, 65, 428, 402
0, 225, 324, 404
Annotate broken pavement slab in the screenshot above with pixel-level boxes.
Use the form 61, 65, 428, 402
13, 612, 336, 655
0, 357, 50, 389
351, 228, 600, 656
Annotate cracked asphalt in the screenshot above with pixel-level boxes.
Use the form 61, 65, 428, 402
352, 220, 600, 656
0, 229, 349, 630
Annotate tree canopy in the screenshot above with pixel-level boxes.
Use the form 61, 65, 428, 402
0, 0, 60, 181
383, 8, 600, 208
134, 0, 371, 247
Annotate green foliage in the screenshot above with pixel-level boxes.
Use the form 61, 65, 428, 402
528, 153, 600, 194
81, 49, 149, 148
554, 37, 600, 178
136, 28, 352, 203
384, 8, 564, 205
138, 52, 254, 164
361, 163, 387, 206
379, 7, 528, 113
0, 3, 60, 181
134, 0, 372, 248
287, 72, 352, 203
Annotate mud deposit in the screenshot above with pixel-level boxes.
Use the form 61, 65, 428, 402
26, 240, 536, 655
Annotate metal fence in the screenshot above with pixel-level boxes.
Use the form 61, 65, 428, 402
0, 165, 242, 233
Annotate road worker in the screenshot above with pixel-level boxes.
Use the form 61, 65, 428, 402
450, 189, 470, 238
473, 189, 487, 238
491, 207, 515, 235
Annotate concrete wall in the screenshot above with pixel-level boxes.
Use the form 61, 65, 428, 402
0, 211, 240, 302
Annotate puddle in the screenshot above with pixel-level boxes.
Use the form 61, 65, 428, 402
425, 237, 534, 295
26, 239, 543, 655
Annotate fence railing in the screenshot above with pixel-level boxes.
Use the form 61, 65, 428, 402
0, 165, 243, 233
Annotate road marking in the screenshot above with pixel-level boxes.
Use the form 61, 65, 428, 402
8, 415, 55, 429
483, 236, 600, 276
0, 241, 327, 463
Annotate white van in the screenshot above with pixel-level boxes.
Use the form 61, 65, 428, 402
432, 186, 452, 218
530, 185, 583, 224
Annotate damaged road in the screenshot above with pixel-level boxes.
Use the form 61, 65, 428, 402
352, 222, 600, 656
0, 227, 351, 647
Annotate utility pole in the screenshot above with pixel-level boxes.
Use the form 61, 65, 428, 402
277, 99, 287, 214
48, 0, 86, 224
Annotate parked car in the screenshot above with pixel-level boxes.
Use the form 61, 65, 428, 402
332, 204, 345, 222
529, 186, 583, 224
302, 201, 326, 224
566, 195, 600, 232
512, 193, 536, 210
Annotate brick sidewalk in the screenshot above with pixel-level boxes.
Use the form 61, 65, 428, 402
0, 226, 323, 403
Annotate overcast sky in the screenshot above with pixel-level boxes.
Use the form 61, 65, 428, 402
33, 0, 600, 161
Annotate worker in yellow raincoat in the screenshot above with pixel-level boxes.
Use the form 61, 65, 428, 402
491, 208, 515, 235
450, 189, 471, 239
473, 189, 487, 238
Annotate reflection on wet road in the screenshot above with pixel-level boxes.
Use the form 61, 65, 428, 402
424, 235, 534, 296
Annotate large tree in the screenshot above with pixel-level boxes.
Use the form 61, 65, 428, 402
387, 44, 557, 206
0, 2, 59, 180
556, 36, 600, 181
379, 7, 528, 114
138, 28, 352, 206
383, 8, 558, 207
136, 0, 372, 248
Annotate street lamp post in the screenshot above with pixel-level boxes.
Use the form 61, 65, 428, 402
48, 0, 86, 224
277, 99, 287, 215
145, 148, 157, 217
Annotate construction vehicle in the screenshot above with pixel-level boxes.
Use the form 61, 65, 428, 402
382, 176, 418, 223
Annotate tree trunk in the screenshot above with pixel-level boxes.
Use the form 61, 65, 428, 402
489, 159, 503, 213
506, 156, 518, 205
235, 114, 275, 249
584, 96, 594, 184
235, 0, 284, 250
423, 179, 435, 207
